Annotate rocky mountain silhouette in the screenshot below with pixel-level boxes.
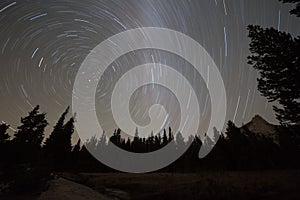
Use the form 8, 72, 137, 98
240, 115, 280, 143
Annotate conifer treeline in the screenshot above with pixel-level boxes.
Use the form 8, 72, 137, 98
0, 105, 299, 193
0, 105, 299, 174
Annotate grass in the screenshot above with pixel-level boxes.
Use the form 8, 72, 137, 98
76, 170, 300, 200
2, 170, 300, 199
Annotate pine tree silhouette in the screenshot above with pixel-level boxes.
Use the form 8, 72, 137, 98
44, 106, 69, 153
72, 139, 81, 153
3, 106, 50, 193
110, 128, 121, 146
44, 107, 75, 170
162, 128, 168, 145
0, 123, 10, 175
0, 123, 10, 144
13, 105, 48, 147
61, 116, 75, 153
279, 0, 300, 17
168, 127, 173, 142
248, 25, 300, 126
248, 1, 300, 126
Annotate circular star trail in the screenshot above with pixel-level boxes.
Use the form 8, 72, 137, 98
0, 0, 299, 139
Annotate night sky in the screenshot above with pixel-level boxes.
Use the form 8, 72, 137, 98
0, 0, 299, 140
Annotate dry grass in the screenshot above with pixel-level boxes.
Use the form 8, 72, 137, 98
3, 170, 300, 200
78, 170, 300, 200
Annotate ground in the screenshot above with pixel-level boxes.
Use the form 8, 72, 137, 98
60, 170, 300, 200
2, 170, 300, 200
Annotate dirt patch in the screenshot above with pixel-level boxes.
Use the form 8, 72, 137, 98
37, 178, 111, 200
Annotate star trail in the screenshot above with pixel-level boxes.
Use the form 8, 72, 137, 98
0, 0, 299, 138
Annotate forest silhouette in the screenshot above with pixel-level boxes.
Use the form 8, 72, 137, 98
0, 105, 299, 194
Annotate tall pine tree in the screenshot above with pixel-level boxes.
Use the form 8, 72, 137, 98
247, 0, 300, 126
44, 107, 75, 170
0, 123, 10, 144
44, 106, 69, 153
61, 116, 75, 154
13, 105, 48, 147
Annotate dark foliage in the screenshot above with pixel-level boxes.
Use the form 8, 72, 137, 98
0, 123, 10, 144
1, 106, 50, 195
75, 121, 300, 172
13, 105, 48, 147
0, 105, 300, 196
44, 106, 75, 171
279, 0, 300, 17
44, 106, 69, 154
247, 7, 300, 126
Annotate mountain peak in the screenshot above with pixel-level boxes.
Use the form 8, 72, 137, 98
251, 115, 268, 124
242, 115, 278, 140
